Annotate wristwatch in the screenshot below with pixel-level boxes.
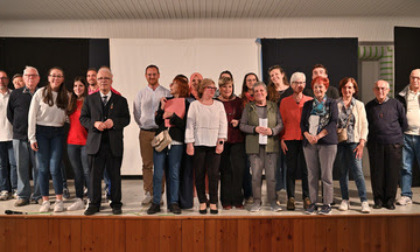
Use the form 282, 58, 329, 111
218, 140, 224, 145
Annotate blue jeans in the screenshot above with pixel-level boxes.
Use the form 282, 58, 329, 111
35, 125, 64, 197
0, 141, 17, 191
152, 145, 183, 205
337, 142, 368, 202
68, 144, 90, 199
275, 151, 287, 191
13, 139, 41, 200
400, 134, 420, 198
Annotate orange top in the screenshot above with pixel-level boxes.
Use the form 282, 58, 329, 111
279, 95, 313, 140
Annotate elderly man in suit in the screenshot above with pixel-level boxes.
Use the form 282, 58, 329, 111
80, 67, 130, 215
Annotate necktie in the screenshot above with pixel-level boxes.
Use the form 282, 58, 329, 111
102, 95, 108, 106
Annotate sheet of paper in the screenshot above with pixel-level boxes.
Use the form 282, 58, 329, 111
259, 118, 268, 144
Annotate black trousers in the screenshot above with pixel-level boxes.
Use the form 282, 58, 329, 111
193, 146, 221, 204
285, 140, 309, 199
220, 143, 246, 206
88, 142, 122, 209
367, 142, 402, 205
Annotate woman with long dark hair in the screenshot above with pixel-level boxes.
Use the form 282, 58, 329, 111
28, 67, 69, 212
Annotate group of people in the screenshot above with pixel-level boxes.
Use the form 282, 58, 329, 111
0, 63, 418, 216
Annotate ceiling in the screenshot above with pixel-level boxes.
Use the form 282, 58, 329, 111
1, 0, 419, 20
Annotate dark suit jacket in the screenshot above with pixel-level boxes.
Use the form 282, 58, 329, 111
80, 91, 130, 156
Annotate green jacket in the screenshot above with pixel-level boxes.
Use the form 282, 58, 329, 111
244, 101, 280, 154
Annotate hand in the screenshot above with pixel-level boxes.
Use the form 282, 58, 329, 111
186, 143, 194, 156
163, 111, 174, 119
104, 119, 114, 129
215, 143, 224, 154
94, 121, 106, 131
30, 142, 39, 152
160, 97, 167, 110
280, 140, 288, 154
231, 119, 239, 127
354, 142, 365, 159
255, 126, 268, 135
305, 133, 318, 145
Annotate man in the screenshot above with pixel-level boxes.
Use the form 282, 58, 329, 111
7, 66, 42, 206
133, 65, 170, 204
0, 71, 17, 200
80, 67, 130, 215
12, 74, 24, 90
366, 80, 407, 210
396, 69, 420, 206
312, 64, 340, 99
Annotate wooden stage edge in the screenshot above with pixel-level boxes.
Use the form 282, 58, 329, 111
1, 214, 420, 251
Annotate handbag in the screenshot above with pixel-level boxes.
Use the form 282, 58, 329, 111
337, 113, 352, 143
151, 130, 172, 152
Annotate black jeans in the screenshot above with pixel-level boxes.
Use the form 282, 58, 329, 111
193, 146, 221, 204
367, 142, 402, 205
220, 143, 246, 206
88, 142, 122, 209
284, 140, 309, 199
179, 146, 194, 209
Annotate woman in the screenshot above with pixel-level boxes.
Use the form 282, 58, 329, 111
279, 72, 312, 211
28, 67, 68, 212
147, 76, 190, 215
301, 76, 338, 215
336, 77, 370, 213
66, 76, 89, 211
189, 72, 203, 100
217, 77, 246, 210
267, 65, 289, 205
240, 72, 259, 204
185, 78, 227, 214
240, 82, 283, 212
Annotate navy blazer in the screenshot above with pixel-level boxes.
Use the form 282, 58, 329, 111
80, 91, 130, 156
300, 97, 338, 146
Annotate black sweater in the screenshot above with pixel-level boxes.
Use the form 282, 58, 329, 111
7, 87, 37, 140
155, 97, 190, 143
365, 98, 407, 145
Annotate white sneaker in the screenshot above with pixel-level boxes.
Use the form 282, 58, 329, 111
0, 190, 9, 200
361, 201, 371, 213
338, 200, 349, 211
397, 196, 413, 206
54, 200, 64, 212
142, 192, 153, 205
40, 201, 50, 212
67, 198, 85, 211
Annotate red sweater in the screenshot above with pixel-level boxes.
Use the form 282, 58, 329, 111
279, 95, 313, 140
67, 100, 87, 145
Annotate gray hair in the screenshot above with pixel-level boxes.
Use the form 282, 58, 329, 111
290, 72, 306, 84
375, 79, 390, 90
98, 66, 113, 77
23, 66, 39, 76
252, 81, 267, 92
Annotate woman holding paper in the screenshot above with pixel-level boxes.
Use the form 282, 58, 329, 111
147, 76, 190, 215
239, 82, 283, 212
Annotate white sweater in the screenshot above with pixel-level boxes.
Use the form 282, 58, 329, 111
185, 100, 227, 147
0, 90, 13, 141
28, 87, 67, 144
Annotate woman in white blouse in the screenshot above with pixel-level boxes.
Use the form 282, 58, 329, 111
185, 78, 227, 214
28, 67, 68, 212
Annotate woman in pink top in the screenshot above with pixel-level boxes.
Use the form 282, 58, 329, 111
66, 76, 89, 211
279, 72, 313, 211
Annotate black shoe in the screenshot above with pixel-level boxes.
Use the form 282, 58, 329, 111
210, 209, 218, 214
112, 205, 122, 215
169, 203, 182, 215
84, 204, 100, 216
199, 208, 207, 214
373, 200, 383, 209
385, 202, 395, 210
147, 203, 161, 215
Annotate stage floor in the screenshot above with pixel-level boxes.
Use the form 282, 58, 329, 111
1, 178, 419, 217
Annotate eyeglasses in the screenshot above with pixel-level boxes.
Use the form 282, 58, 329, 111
411, 76, 420, 81
0, 77, 8, 80
293, 81, 305, 85
205, 86, 217, 91
49, 75, 63, 78
374, 87, 388, 91
24, 74, 39, 78
97, 77, 111, 81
